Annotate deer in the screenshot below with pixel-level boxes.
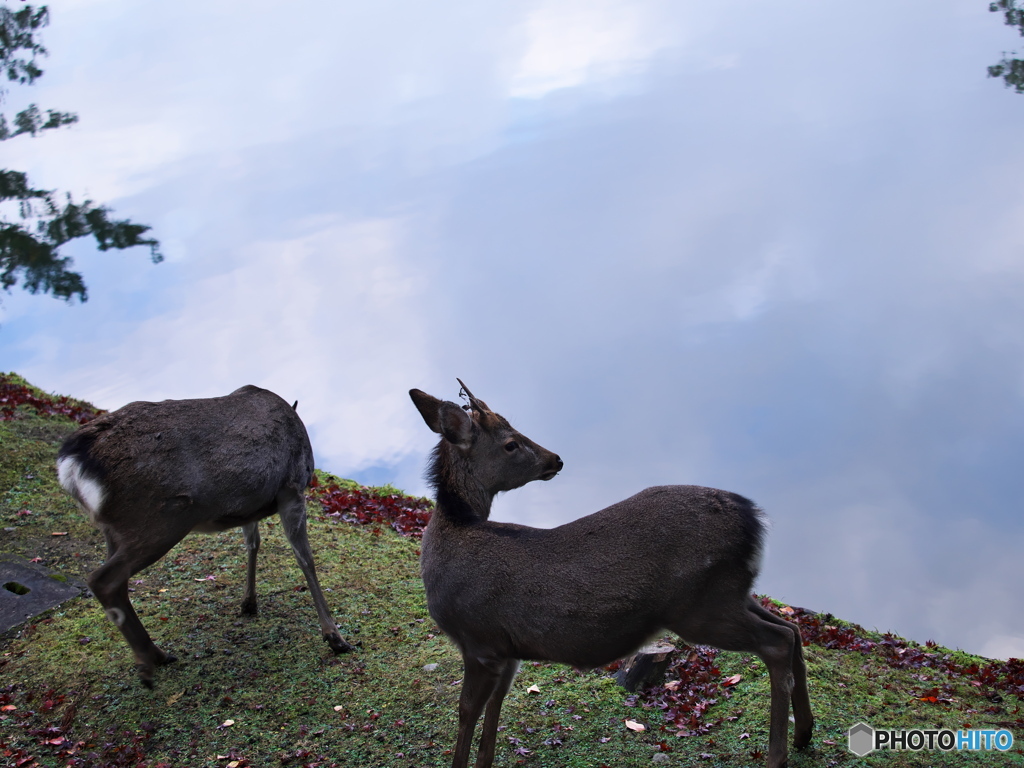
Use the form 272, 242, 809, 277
56, 385, 354, 687
409, 381, 813, 768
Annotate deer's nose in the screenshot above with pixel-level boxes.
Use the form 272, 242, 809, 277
540, 455, 563, 480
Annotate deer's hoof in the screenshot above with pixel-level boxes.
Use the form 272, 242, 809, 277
326, 632, 356, 654
793, 717, 813, 750
137, 664, 156, 688
137, 649, 176, 687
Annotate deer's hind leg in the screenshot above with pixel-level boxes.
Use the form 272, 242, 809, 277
276, 487, 354, 653
88, 527, 182, 687
670, 603, 804, 768
749, 598, 813, 748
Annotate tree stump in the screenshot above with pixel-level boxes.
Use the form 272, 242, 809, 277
614, 642, 677, 692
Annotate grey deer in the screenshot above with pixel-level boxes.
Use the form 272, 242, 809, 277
57, 385, 354, 686
409, 381, 812, 768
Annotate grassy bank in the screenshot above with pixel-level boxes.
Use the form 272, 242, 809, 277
1, 373, 1021, 767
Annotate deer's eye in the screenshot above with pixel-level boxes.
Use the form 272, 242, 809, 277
504, 440, 519, 453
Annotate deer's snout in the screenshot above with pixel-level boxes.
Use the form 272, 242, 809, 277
540, 454, 563, 481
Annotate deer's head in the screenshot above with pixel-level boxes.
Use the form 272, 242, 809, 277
410, 380, 563, 495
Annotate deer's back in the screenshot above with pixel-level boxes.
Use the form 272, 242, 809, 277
58, 386, 313, 525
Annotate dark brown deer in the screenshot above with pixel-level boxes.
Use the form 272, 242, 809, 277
56, 385, 354, 687
409, 381, 812, 768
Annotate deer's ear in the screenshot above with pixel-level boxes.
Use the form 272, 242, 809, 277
437, 401, 474, 448
410, 389, 443, 433
410, 390, 474, 447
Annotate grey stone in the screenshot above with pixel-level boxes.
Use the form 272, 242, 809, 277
0, 554, 84, 633
615, 641, 677, 692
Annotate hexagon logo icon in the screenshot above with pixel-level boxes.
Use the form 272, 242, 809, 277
848, 722, 875, 756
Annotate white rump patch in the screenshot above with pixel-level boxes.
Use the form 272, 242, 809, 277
56, 455, 105, 521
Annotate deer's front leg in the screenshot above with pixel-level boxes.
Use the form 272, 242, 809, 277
453, 654, 502, 768
240, 521, 261, 615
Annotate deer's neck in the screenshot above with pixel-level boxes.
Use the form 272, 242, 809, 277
429, 442, 493, 524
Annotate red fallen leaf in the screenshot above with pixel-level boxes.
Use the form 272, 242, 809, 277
29, 557, 42, 563
722, 674, 742, 686
306, 481, 433, 539
0, 374, 105, 424
46, 737, 64, 745
50, 531, 68, 536
756, 596, 1024, 701
624, 719, 645, 732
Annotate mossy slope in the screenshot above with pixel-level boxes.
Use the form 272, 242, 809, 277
1, 373, 1020, 767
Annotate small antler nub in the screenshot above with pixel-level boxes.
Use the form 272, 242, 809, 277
456, 378, 486, 413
